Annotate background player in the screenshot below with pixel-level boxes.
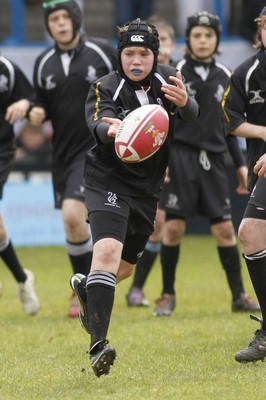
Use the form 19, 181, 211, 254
0, 54, 40, 315
29, 0, 117, 317
222, 6, 266, 363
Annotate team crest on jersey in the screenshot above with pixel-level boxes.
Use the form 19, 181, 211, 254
249, 90, 265, 104
0, 75, 9, 92
85, 65, 98, 83
74, 185, 85, 197
104, 192, 121, 208
117, 107, 131, 120
44, 74, 56, 90
214, 84, 224, 102
157, 98, 163, 106
166, 193, 179, 209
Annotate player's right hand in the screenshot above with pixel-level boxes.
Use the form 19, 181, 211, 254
102, 116, 122, 138
29, 106, 46, 126
254, 153, 266, 178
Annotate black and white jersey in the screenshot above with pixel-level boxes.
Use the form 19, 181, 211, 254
222, 50, 266, 190
0, 55, 34, 158
32, 36, 117, 168
84, 63, 199, 197
174, 53, 231, 153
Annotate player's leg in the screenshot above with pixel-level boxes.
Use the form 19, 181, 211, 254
0, 214, 40, 315
63, 198, 92, 317
234, 178, 266, 362
153, 216, 185, 316
71, 189, 154, 376
126, 208, 165, 307
71, 228, 148, 376
62, 198, 92, 275
202, 152, 259, 312
210, 219, 259, 312
56, 158, 93, 317
153, 145, 194, 316
0, 160, 39, 315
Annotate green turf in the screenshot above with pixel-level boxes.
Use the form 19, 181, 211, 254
0, 236, 266, 400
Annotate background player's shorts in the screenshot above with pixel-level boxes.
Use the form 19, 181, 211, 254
0, 154, 14, 199
52, 156, 85, 209
84, 186, 158, 264
243, 177, 266, 220
159, 143, 232, 220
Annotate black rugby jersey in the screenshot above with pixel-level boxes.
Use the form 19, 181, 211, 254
32, 36, 117, 168
222, 50, 266, 190
173, 54, 231, 153
84, 63, 199, 197
0, 55, 34, 158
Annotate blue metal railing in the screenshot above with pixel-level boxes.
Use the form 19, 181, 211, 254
2, 0, 232, 45
3, 0, 25, 45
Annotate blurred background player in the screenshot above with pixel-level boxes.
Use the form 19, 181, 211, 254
0, 53, 40, 315
13, 120, 52, 176
29, 0, 117, 317
222, 6, 266, 363
127, 11, 260, 316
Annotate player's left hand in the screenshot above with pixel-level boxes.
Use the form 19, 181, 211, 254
161, 71, 188, 108
5, 99, 31, 124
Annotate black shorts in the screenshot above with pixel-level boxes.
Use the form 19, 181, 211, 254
84, 186, 158, 264
0, 154, 14, 199
52, 156, 85, 209
159, 144, 232, 220
243, 177, 266, 220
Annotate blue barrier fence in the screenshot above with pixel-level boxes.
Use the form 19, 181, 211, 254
1, 163, 248, 247
2, 180, 65, 247
6, 0, 230, 45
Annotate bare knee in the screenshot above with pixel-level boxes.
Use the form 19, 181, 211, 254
211, 220, 236, 246
238, 220, 253, 248
163, 219, 185, 245
94, 239, 121, 266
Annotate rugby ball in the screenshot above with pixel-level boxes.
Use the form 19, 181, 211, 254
115, 104, 169, 163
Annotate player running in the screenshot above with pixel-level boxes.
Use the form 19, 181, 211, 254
70, 18, 199, 377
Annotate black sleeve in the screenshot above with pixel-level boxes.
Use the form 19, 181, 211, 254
179, 95, 200, 122
12, 62, 35, 103
32, 54, 49, 114
95, 122, 114, 144
226, 134, 246, 168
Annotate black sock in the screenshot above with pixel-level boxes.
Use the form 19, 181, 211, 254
0, 239, 27, 283
244, 252, 266, 330
218, 246, 245, 301
86, 271, 116, 349
160, 244, 180, 295
131, 248, 157, 289
67, 239, 92, 275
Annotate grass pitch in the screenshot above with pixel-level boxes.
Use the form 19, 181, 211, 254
0, 236, 266, 400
